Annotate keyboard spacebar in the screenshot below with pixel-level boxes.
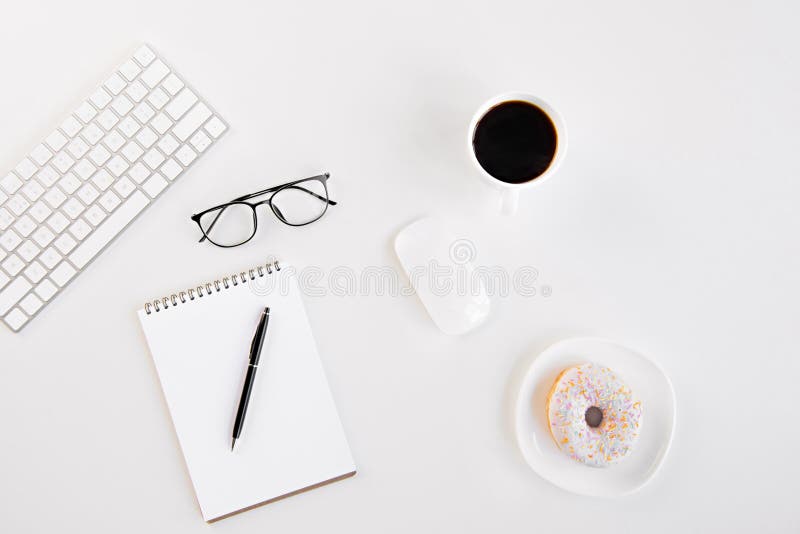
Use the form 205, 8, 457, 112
69, 191, 150, 269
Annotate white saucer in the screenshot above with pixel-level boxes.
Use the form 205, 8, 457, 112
514, 337, 676, 497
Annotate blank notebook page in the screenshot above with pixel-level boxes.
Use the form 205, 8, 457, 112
137, 266, 355, 521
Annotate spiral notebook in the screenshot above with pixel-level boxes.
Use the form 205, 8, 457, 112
137, 261, 356, 522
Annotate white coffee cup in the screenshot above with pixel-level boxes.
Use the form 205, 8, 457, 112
468, 92, 567, 215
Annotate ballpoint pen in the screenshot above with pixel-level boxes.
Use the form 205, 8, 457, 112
231, 307, 270, 451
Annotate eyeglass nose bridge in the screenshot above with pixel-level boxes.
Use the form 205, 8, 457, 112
249, 198, 289, 224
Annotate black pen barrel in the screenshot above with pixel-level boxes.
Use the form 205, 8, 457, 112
251, 308, 270, 365
232, 364, 258, 440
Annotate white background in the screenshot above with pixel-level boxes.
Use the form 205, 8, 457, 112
1, 1, 798, 532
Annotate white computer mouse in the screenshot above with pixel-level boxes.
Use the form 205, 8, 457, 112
394, 217, 490, 335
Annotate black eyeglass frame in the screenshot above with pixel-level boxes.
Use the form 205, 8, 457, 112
190, 173, 336, 248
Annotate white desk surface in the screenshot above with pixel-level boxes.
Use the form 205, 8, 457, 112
1, 1, 798, 532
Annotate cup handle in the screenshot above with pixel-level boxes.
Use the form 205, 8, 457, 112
500, 189, 519, 215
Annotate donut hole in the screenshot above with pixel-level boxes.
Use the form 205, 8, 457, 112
585, 406, 604, 428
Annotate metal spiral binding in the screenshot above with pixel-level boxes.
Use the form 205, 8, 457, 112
143, 260, 281, 314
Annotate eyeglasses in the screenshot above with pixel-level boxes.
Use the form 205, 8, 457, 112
190, 173, 337, 248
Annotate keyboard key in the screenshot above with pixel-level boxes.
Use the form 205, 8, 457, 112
2, 254, 25, 277
1, 173, 22, 194
39, 247, 62, 269
45, 130, 68, 151
77, 183, 99, 204
121, 141, 144, 162
0, 190, 9, 207
118, 116, 140, 137
4, 308, 28, 330
142, 149, 165, 169
29, 201, 52, 222
166, 88, 197, 119
147, 87, 169, 109
67, 138, 90, 158
62, 198, 85, 219
24, 261, 46, 283
125, 80, 148, 102
69, 219, 92, 240
69, 191, 149, 269
15, 158, 37, 179
133, 102, 155, 123
108, 155, 130, 177
84, 205, 107, 226
97, 109, 119, 131
103, 130, 126, 151
142, 173, 168, 198
136, 127, 158, 148
129, 162, 150, 184
0, 208, 13, 230
52, 151, 75, 173
81, 123, 104, 145
162, 73, 184, 95
150, 113, 172, 134
30, 144, 53, 165
98, 190, 121, 212
175, 145, 197, 166
54, 234, 78, 254
112, 95, 134, 116
46, 212, 69, 232
22, 180, 45, 201
114, 177, 135, 198
91, 169, 114, 190
119, 59, 141, 81
61, 116, 82, 137
58, 173, 81, 195
0, 229, 22, 251
160, 159, 182, 181
104, 73, 126, 95
173, 104, 211, 141
133, 45, 156, 66
34, 279, 57, 301
36, 166, 60, 187
73, 159, 96, 180
50, 262, 77, 287
17, 240, 40, 261
14, 215, 36, 237
89, 144, 111, 166
7, 195, 30, 216
75, 102, 97, 123
32, 226, 55, 247
19, 293, 43, 315
204, 116, 227, 138
141, 59, 169, 88
157, 133, 179, 155
190, 131, 212, 152
90, 87, 112, 108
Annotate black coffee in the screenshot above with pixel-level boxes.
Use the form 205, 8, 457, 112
472, 100, 557, 184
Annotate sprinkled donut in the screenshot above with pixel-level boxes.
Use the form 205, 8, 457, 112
546, 363, 643, 467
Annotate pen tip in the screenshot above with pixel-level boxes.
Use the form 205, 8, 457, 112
231, 439, 236, 451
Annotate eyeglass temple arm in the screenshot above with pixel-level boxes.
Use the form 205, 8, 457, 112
236, 185, 337, 206
197, 184, 337, 243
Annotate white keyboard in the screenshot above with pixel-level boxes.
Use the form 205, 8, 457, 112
0, 45, 227, 332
